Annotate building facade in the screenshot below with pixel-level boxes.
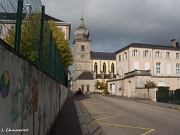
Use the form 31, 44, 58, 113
107, 40, 180, 97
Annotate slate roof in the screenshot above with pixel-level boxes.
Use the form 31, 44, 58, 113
115, 43, 180, 54
77, 71, 94, 80
96, 74, 116, 79
0, 12, 64, 22
90, 51, 116, 60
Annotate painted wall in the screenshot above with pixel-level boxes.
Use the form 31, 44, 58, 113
0, 42, 68, 135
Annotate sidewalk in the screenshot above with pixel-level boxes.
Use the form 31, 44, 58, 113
49, 94, 84, 135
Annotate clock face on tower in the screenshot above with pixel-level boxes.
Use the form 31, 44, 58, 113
81, 54, 84, 58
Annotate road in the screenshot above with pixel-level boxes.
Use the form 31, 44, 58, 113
76, 94, 180, 135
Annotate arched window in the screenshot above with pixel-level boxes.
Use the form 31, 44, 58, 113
103, 63, 106, 74
94, 63, 98, 73
81, 45, 85, 51
111, 63, 114, 74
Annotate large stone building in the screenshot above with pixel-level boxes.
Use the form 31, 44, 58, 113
72, 16, 116, 92
107, 40, 180, 97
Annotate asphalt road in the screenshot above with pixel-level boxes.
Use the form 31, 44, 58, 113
76, 94, 180, 135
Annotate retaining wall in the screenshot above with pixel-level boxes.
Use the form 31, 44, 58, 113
0, 39, 68, 135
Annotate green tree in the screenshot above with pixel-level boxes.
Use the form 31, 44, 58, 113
95, 81, 108, 90
5, 13, 41, 63
5, 14, 73, 68
47, 20, 73, 68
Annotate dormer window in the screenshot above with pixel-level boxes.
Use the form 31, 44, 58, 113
81, 45, 85, 51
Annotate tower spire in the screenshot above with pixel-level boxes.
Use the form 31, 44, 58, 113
81, 7, 83, 18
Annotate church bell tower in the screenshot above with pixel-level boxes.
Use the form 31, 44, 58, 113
73, 14, 91, 81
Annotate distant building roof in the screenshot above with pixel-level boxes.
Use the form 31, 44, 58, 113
96, 74, 116, 79
0, 12, 65, 22
77, 71, 94, 80
90, 51, 116, 60
115, 43, 180, 54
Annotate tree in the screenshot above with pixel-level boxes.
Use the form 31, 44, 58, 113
95, 80, 108, 90
47, 20, 73, 68
5, 14, 73, 68
5, 13, 41, 63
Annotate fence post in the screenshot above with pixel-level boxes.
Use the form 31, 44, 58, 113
15, 0, 23, 52
49, 31, 52, 74
39, 5, 45, 68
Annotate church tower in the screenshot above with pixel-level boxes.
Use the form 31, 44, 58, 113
73, 15, 91, 81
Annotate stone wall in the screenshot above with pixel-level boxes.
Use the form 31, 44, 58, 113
136, 88, 157, 101
0, 40, 68, 135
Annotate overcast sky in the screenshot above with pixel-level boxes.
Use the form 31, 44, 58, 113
41, 0, 180, 73
41, 0, 180, 52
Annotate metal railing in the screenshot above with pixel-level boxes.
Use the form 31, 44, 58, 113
0, 0, 67, 86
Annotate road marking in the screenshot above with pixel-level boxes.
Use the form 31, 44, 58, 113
83, 107, 109, 112
91, 122, 155, 135
94, 114, 123, 121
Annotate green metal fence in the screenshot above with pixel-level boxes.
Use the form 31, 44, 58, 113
0, 0, 67, 86
156, 89, 180, 105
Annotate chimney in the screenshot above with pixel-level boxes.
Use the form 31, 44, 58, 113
26, 4, 31, 15
171, 39, 179, 47
110, 72, 113, 79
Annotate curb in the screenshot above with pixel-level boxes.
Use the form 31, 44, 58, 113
74, 96, 90, 135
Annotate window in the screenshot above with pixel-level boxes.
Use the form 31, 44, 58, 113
132, 50, 140, 57
156, 62, 161, 74
81, 45, 85, 51
176, 53, 179, 59
166, 63, 171, 74
103, 63, 106, 74
133, 61, 139, 70
119, 55, 121, 61
143, 50, 149, 58
155, 51, 161, 58
87, 85, 90, 91
11, 26, 15, 30
145, 62, 150, 70
81, 85, 84, 91
0, 25, 2, 35
124, 52, 127, 60
176, 64, 180, 74
110, 84, 112, 90
166, 52, 170, 59
111, 63, 114, 74
94, 63, 98, 73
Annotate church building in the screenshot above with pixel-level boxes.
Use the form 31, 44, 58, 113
72, 16, 116, 92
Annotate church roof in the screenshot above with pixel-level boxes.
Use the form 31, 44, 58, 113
96, 74, 116, 79
77, 71, 94, 80
90, 51, 116, 60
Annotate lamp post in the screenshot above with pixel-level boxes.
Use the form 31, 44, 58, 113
117, 67, 124, 96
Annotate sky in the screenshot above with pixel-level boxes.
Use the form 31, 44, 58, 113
41, 0, 180, 73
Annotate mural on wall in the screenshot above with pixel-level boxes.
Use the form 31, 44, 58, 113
0, 71, 10, 98
29, 77, 38, 114
10, 62, 30, 135
38, 106, 42, 135
43, 104, 46, 135
29, 77, 39, 135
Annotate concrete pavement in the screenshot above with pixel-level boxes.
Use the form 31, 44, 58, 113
49, 93, 180, 135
